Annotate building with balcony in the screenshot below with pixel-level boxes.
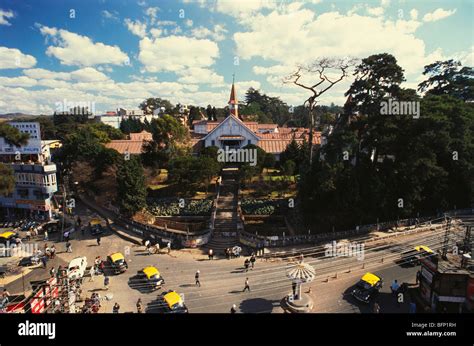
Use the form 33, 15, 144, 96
0, 122, 58, 220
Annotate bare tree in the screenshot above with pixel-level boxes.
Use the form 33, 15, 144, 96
284, 57, 357, 164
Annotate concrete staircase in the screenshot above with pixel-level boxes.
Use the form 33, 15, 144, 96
203, 166, 241, 253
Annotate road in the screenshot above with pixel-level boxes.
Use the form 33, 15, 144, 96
3, 201, 465, 314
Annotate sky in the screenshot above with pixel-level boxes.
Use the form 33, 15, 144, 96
0, 0, 472, 114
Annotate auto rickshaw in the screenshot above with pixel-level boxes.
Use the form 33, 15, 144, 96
160, 290, 188, 313
137, 266, 164, 291
351, 272, 383, 303
89, 218, 105, 236
0, 231, 17, 244
107, 252, 128, 274
401, 245, 436, 266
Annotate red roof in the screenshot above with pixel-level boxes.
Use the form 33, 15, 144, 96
105, 140, 145, 154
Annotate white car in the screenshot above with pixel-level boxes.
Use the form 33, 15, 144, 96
67, 256, 88, 280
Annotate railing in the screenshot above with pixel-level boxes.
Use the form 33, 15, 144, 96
239, 207, 474, 249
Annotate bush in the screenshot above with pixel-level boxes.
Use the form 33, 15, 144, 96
147, 198, 213, 216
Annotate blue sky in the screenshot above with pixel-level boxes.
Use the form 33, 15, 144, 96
0, 0, 472, 114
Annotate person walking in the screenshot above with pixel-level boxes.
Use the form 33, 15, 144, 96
66, 241, 72, 253
391, 279, 400, 294
89, 266, 95, 282
243, 278, 250, 292
112, 302, 120, 313
25, 230, 31, 241
104, 276, 110, 290
96, 236, 101, 246
136, 298, 143, 313
49, 267, 55, 278
43, 230, 48, 241
250, 254, 256, 269
244, 259, 250, 272
167, 242, 171, 254
195, 270, 201, 287
416, 271, 421, 286
50, 245, 56, 259
230, 304, 237, 313
208, 248, 214, 260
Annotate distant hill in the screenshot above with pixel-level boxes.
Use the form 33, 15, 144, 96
0, 113, 38, 120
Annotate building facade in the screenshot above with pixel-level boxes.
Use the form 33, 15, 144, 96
193, 82, 321, 161
0, 122, 58, 220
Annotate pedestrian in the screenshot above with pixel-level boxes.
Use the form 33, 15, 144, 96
230, 304, 237, 314
96, 236, 101, 246
113, 302, 120, 313
243, 278, 250, 292
208, 248, 213, 260
373, 302, 381, 313
167, 242, 171, 254
136, 298, 143, 313
89, 266, 95, 282
144, 240, 150, 249
416, 270, 421, 285
66, 241, 72, 253
250, 254, 256, 269
390, 279, 400, 294
50, 245, 56, 259
77, 216, 82, 228
49, 267, 55, 278
225, 248, 230, 260
41, 255, 47, 268
104, 276, 110, 290
25, 230, 31, 241
43, 230, 48, 241
244, 259, 250, 272
195, 270, 201, 287
64, 231, 69, 242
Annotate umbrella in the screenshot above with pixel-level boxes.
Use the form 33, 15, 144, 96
286, 261, 315, 301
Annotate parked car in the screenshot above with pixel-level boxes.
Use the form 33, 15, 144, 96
351, 272, 383, 303
137, 266, 165, 291
67, 257, 88, 280
19, 255, 41, 267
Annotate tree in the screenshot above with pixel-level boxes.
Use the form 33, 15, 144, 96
284, 57, 356, 164
139, 98, 173, 115
0, 123, 30, 195
282, 160, 296, 177
116, 156, 147, 216
418, 60, 474, 101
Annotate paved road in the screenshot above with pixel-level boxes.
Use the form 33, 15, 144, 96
3, 201, 465, 314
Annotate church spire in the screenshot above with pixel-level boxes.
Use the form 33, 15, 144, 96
228, 74, 239, 118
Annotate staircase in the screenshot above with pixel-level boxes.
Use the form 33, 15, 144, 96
203, 166, 241, 253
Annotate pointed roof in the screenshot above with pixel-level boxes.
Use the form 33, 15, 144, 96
229, 81, 237, 105
202, 114, 260, 142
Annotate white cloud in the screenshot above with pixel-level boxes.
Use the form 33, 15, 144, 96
38, 25, 129, 66
367, 7, 384, 17
0, 46, 37, 69
24, 68, 70, 80
145, 7, 159, 25
0, 8, 14, 26
410, 9, 418, 20
124, 18, 147, 38
423, 8, 456, 22
191, 24, 227, 41
150, 28, 163, 37
185, 19, 193, 27
102, 10, 119, 21
212, 0, 277, 18
0, 76, 37, 87
177, 67, 224, 84
70, 67, 110, 82
138, 35, 219, 73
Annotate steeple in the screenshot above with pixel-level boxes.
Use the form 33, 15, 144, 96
228, 74, 239, 118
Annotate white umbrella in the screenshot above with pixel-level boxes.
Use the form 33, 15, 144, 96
286, 261, 315, 300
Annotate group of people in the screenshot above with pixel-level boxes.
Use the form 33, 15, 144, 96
224, 247, 242, 259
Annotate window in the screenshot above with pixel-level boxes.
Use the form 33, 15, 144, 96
248, 140, 251, 145
211, 140, 215, 146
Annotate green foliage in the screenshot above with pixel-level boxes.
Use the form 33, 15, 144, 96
0, 163, 15, 196
0, 122, 30, 147
299, 53, 474, 233
168, 155, 220, 186
241, 199, 276, 215
139, 98, 173, 115
282, 160, 296, 176
117, 156, 147, 216
147, 198, 213, 216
